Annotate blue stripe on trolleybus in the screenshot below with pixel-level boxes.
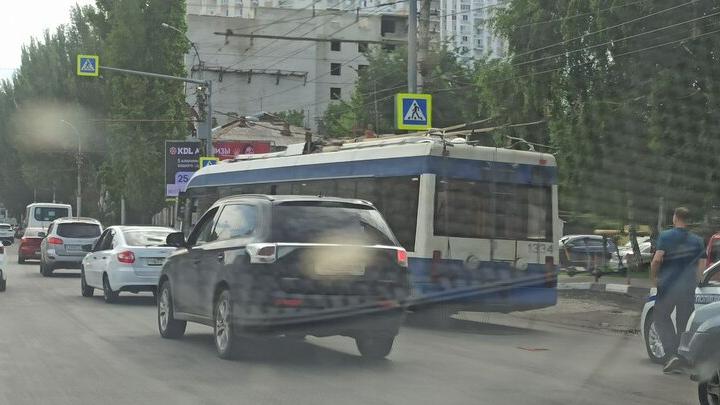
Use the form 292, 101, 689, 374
187, 156, 557, 189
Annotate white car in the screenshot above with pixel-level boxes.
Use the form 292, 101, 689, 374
641, 261, 720, 363
80, 226, 177, 303
0, 239, 8, 291
0, 223, 13, 245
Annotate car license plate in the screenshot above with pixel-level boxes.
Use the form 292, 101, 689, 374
146, 258, 165, 266
66, 245, 82, 252
314, 263, 365, 276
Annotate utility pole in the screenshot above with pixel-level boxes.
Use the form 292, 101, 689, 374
417, 0, 432, 91
408, 0, 418, 92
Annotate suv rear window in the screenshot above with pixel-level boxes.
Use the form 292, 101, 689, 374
0, 225, 10, 230
271, 203, 398, 245
57, 223, 101, 238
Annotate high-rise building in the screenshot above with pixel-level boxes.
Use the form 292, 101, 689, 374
438, 0, 507, 61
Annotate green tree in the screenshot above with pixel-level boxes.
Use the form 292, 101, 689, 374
99, 0, 189, 223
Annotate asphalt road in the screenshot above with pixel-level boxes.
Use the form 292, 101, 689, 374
0, 244, 700, 405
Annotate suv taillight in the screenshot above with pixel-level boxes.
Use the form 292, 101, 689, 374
117, 250, 136, 264
397, 248, 408, 267
48, 237, 63, 245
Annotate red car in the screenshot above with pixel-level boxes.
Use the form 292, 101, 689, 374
18, 235, 42, 264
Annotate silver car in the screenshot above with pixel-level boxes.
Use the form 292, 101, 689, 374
40, 218, 102, 277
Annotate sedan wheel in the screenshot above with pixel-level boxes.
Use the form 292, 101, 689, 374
214, 290, 237, 359
355, 335, 395, 359
80, 269, 93, 297
102, 275, 118, 303
157, 282, 186, 339
699, 369, 720, 405
644, 313, 665, 364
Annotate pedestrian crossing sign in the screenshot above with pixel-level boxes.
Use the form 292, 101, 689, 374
199, 157, 219, 168
395, 93, 432, 130
77, 54, 99, 77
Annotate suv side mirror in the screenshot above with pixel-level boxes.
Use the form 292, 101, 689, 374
166, 232, 187, 248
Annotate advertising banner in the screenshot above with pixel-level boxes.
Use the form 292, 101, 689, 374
212, 140, 272, 160
165, 141, 201, 197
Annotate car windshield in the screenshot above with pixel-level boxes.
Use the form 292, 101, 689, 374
123, 230, 174, 246
34, 207, 69, 222
271, 203, 397, 246
56, 223, 101, 238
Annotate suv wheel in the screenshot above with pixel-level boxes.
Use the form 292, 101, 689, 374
80, 268, 93, 297
355, 335, 395, 359
644, 310, 666, 364
18, 255, 25, 264
102, 274, 118, 303
0, 278, 6, 292
214, 289, 238, 359
40, 261, 53, 277
158, 282, 186, 339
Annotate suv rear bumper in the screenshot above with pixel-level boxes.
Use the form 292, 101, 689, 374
235, 304, 405, 338
45, 254, 85, 268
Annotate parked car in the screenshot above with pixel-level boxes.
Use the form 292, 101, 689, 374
0, 223, 13, 245
619, 237, 653, 268
157, 195, 410, 360
673, 301, 720, 404
640, 261, 720, 363
80, 226, 177, 303
0, 239, 8, 291
559, 235, 621, 273
39, 218, 102, 277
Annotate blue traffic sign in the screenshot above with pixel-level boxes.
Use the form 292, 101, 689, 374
200, 157, 219, 168
77, 54, 99, 77
395, 93, 432, 130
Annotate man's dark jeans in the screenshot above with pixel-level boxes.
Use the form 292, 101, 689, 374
654, 286, 696, 359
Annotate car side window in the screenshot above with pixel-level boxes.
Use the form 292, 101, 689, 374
100, 230, 115, 251
213, 204, 258, 241
188, 208, 219, 246
94, 230, 110, 251
704, 264, 720, 285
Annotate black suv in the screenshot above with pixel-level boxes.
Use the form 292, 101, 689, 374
157, 195, 410, 360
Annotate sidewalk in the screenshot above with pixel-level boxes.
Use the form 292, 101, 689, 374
557, 274, 654, 298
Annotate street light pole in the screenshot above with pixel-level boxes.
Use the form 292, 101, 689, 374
60, 120, 82, 217
161, 22, 202, 79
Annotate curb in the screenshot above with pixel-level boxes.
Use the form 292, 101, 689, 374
558, 282, 654, 298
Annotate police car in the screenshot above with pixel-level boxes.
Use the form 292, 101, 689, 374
0, 239, 8, 291
641, 261, 720, 363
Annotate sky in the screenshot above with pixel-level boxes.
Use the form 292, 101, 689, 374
0, 0, 94, 81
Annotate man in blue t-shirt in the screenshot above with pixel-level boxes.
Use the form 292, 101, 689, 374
650, 207, 706, 373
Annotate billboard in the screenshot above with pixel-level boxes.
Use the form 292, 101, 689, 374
212, 140, 272, 160
165, 141, 201, 197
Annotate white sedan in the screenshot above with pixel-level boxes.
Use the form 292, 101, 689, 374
641, 261, 720, 363
0, 239, 8, 291
80, 226, 177, 303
